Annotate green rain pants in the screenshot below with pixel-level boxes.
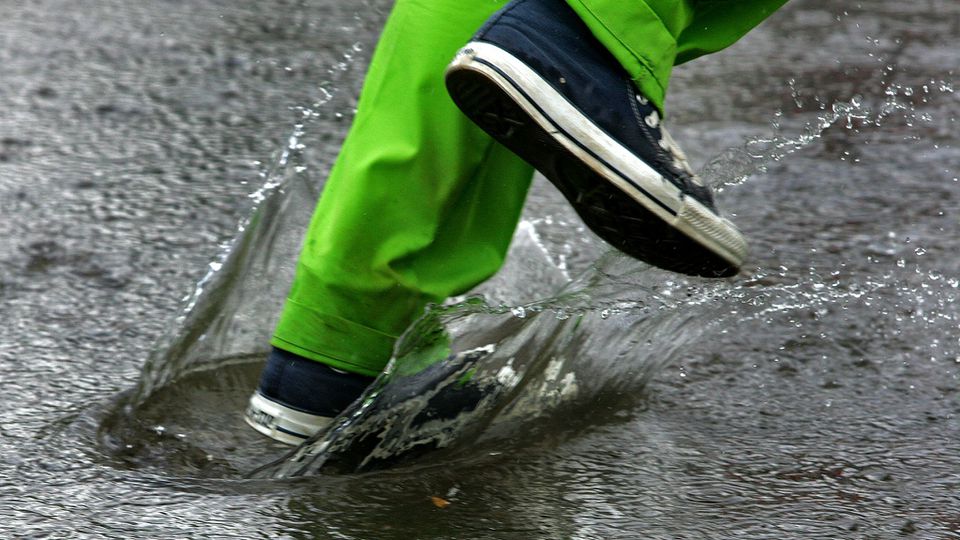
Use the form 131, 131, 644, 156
272, 0, 788, 376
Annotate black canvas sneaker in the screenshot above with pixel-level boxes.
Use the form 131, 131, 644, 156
446, 0, 748, 277
244, 348, 374, 445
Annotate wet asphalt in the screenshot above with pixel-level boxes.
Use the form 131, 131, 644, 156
1, 0, 959, 538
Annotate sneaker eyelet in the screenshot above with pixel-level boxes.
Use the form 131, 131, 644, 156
644, 110, 660, 128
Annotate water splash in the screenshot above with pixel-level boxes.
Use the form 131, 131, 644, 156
252, 255, 714, 477
704, 55, 955, 192
251, 229, 960, 476
97, 1, 960, 481
128, 11, 387, 406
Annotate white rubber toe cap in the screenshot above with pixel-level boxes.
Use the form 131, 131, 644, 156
243, 391, 334, 445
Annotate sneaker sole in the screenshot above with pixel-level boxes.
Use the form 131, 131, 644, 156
244, 391, 334, 446
445, 41, 747, 277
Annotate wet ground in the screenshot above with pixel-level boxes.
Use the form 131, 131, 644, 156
1, 0, 959, 538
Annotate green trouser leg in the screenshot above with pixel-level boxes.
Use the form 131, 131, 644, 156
272, 0, 531, 376
272, 0, 787, 376
566, 0, 789, 113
